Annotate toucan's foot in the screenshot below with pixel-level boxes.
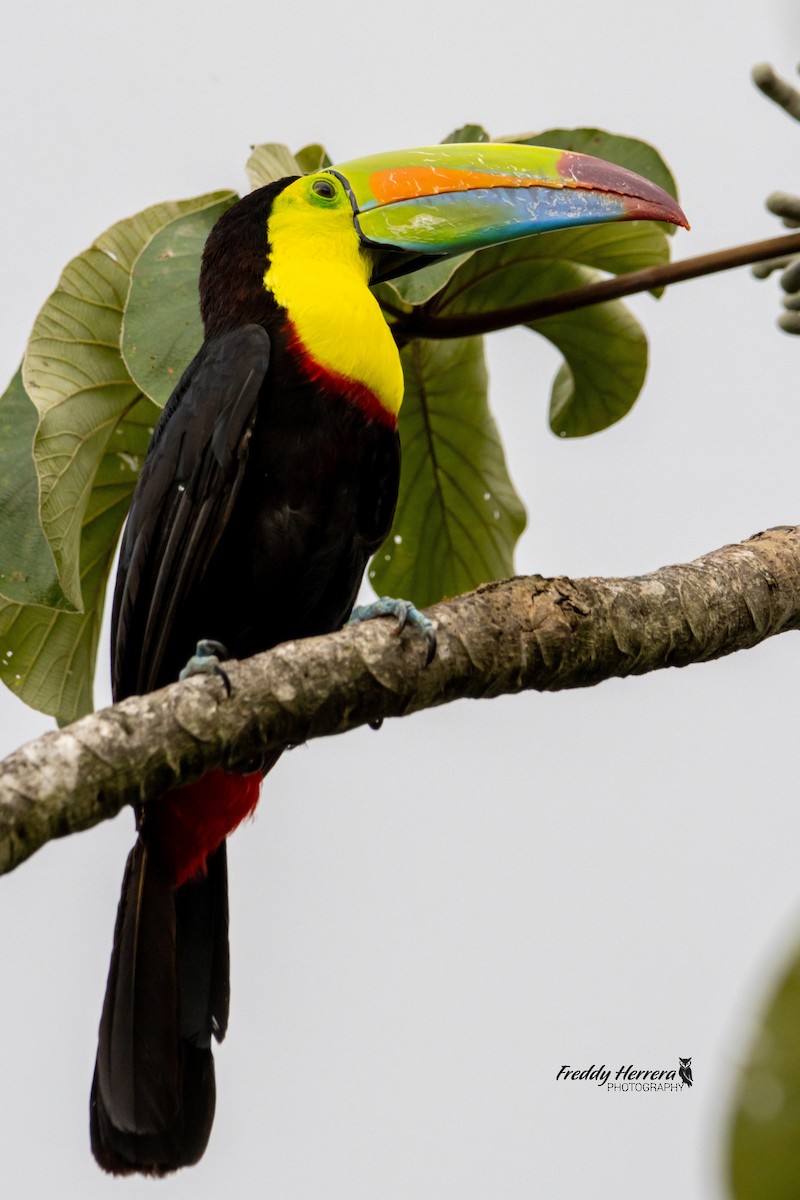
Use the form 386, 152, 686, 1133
348, 597, 436, 665
179, 639, 232, 696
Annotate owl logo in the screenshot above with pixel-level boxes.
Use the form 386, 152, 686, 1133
679, 1057, 693, 1087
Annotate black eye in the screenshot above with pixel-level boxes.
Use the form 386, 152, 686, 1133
312, 178, 337, 199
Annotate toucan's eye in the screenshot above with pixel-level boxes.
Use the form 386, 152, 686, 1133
312, 178, 337, 200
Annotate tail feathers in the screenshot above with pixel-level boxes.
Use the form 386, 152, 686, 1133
90, 839, 229, 1175
175, 841, 230, 1045
90, 1046, 215, 1177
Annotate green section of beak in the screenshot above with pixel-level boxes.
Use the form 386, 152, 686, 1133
330, 143, 687, 276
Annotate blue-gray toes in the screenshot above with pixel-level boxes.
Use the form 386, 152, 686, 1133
179, 639, 232, 696
348, 597, 437, 665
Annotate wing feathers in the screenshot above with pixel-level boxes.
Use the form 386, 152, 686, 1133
112, 326, 271, 699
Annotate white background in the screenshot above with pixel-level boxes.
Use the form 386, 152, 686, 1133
1, 2, 799, 1196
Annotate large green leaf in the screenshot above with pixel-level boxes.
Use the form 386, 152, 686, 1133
121, 195, 237, 407
529, 265, 648, 437
0, 369, 67, 609
728, 935, 800, 1199
23, 193, 231, 610
370, 337, 526, 606
0, 395, 158, 723
246, 143, 302, 189
294, 143, 332, 173
529, 220, 670, 279
426, 236, 653, 437
427, 221, 669, 321
373, 254, 476, 313
441, 124, 491, 144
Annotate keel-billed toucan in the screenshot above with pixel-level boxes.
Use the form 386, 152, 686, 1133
90, 143, 687, 1174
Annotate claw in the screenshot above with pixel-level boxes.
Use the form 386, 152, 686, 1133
348, 596, 437, 665
179, 639, 232, 696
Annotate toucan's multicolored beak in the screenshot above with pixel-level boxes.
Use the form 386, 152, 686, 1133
330, 143, 688, 281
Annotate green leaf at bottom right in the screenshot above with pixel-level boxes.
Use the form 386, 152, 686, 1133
729, 933, 800, 1198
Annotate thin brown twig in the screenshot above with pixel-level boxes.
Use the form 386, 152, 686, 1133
387, 232, 800, 342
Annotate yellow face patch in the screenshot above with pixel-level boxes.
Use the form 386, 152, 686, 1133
263, 174, 404, 418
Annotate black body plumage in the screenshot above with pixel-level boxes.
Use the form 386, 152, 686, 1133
91, 181, 400, 1174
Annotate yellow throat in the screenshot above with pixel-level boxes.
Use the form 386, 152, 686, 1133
263, 176, 404, 420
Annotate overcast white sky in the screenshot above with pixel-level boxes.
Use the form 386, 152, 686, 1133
2, 2, 800, 1197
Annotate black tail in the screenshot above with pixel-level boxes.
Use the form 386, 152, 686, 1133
90, 838, 230, 1175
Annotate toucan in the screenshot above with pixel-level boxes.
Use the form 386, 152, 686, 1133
89, 142, 687, 1174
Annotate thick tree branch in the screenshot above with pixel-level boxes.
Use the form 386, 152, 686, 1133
2, 525, 800, 877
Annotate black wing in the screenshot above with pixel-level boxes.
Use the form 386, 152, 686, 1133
112, 325, 271, 700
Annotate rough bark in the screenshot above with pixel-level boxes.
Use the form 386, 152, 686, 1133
2, 525, 799, 878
